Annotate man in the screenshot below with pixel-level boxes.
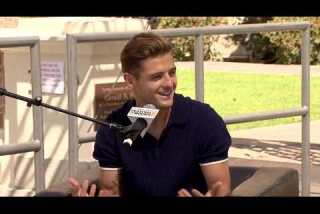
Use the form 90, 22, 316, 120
69, 32, 232, 197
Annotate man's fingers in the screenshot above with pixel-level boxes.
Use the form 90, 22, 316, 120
68, 177, 80, 188
99, 189, 114, 197
177, 189, 192, 197
98, 190, 108, 197
177, 183, 224, 198
89, 184, 96, 196
210, 181, 223, 196
80, 180, 89, 196
68, 177, 82, 196
191, 189, 204, 197
177, 189, 184, 197
205, 190, 212, 197
181, 189, 192, 197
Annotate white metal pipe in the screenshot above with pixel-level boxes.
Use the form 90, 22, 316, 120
194, 34, 204, 102
67, 35, 79, 178
30, 40, 46, 193
73, 22, 310, 43
0, 36, 39, 48
301, 26, 311, 196
79, 132, 97, 144
0, 141, 40, 156
224, 107, 308, 124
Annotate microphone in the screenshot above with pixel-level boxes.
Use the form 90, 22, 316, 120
121, 104, 159, 146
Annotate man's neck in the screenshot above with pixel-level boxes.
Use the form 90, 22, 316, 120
154, 107, 171, 127
148, 107, 171, 140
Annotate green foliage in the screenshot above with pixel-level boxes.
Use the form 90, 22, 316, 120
266, 17, 320, 64
236, 17, 320, 64
153, 17, 229, 61
153, 17, 320, 64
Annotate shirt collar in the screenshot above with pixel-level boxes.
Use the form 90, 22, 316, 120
166, 93, 189, 127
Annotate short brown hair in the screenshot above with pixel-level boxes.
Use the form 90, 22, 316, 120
120, 32, 172, 78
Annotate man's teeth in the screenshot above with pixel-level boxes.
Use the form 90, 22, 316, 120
159, 92, 171, 96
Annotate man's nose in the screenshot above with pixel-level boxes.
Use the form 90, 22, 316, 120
163, 73, 173, 87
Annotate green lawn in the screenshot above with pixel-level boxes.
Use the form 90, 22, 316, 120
176, 70, 320, 131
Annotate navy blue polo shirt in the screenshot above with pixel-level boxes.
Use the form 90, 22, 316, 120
93, 93, 231, 197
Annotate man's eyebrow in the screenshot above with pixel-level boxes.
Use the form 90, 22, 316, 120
150, 71, 164, 76
166, 66, 176, 72
150, 67, 176, 76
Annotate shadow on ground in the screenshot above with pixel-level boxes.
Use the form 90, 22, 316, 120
232, 138, 320, 165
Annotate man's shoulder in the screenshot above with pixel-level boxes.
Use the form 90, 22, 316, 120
175, 94, 217, 117
175, 93, 206, 109
178, 95, 225, 131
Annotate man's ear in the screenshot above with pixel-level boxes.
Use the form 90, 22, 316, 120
123, 72, 135, 87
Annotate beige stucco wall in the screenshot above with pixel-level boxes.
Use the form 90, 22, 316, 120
0, 17, 147, 195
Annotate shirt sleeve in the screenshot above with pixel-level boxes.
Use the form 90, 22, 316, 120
93, 123, 123, 169
196, 104, 232, 165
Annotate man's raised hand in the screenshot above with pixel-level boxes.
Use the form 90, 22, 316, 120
68, 177, 113, 197
177, 181, 225, 197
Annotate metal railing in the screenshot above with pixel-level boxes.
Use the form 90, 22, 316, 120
0, 36, 45, 193
67, 22, 311, 196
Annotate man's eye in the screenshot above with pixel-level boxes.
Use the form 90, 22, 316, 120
152, 75, 162, 80
169, 70, 176, 76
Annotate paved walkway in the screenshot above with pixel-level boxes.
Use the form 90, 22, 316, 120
229, 120, 320, 196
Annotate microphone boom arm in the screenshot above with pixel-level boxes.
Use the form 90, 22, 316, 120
0, 87, 124, 130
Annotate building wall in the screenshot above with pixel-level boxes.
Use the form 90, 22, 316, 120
0, 17, 147, 194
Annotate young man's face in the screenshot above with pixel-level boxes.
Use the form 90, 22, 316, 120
125, 52, 177, 109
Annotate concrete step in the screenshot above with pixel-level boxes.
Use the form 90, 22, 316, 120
310, 183, 320, 197
0, 185, 35, 196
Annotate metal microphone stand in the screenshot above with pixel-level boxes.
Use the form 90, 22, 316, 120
0, 87, 125, 130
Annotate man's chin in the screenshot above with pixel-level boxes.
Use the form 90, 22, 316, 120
156, 100, 173, 109
153, 94, 174, 108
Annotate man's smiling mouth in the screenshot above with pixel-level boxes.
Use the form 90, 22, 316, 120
158, 91, 172, 97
